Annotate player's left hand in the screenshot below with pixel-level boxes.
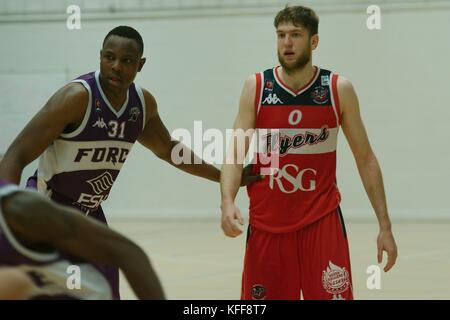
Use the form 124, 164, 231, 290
240, 164, 264, 186
377, 229, 398, 272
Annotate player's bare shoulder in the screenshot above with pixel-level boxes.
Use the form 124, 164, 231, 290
141, 88, 158, 124
43, 82, 90, 128
242, 74, 257, 98
239, 74, 258, 111
336, 76, 355, 95
336, 76, 359, 115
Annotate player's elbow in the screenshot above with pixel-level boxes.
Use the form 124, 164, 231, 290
157, 141, 181, 163
355, 150, 379, 171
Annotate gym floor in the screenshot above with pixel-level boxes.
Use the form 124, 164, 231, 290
110, 218, 450, 300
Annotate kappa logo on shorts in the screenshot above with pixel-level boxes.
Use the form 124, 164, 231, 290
250, 284, 266, 300
322, 261, 350, 300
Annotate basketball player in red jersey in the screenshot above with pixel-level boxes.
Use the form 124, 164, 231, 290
220, 6, 397, 300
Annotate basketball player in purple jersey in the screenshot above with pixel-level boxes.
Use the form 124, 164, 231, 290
0, 180, 165, 300
0, 26, 259, 299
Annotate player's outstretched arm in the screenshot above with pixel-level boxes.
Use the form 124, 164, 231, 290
339, 77, 398, 272
137, 89, 261, 186
220, 75, 257, 238
2, 190, 166, 300
0, 83, 88, 184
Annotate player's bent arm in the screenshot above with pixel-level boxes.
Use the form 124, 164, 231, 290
339, 78, 392, 230
221, 75, 257, 204
0, 268, 34, 300
0, 83, 88, 184
2, 191, 165, 300
138, 89, 220, 183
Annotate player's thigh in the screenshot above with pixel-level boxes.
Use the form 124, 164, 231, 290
300, 208, 353, 300
241, 226, 301, 300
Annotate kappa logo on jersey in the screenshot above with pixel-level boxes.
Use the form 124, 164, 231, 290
74, 147, 129, 166
322, 261, 350, 300
93, 117, 108, 129
264, 80, 274, 92
87, 172, 115, 195
263, 93, 283, 104
265, 127, 330, 156
128, 107, 140, 122
269, 164, 317, 194
311, 86, 329, 104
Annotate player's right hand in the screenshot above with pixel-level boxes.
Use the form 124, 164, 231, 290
220, 201, 244, 238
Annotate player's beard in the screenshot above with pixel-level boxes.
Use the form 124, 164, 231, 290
278, 43, 312, 75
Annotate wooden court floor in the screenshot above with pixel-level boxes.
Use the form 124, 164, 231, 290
109, 218, 450, 300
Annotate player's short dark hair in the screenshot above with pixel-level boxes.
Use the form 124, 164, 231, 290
103, 26, 144, 56
274, 5, 319, 37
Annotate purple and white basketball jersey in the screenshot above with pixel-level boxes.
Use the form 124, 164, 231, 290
0, 181, 112, 299
33, 70, 146, 213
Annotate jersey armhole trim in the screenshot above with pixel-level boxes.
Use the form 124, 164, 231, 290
135, 84, 146, 132
60, 80, 92, 139
330, 73, 342, 126
254, 72, 263, 115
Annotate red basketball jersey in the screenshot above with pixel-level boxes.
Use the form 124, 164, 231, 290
247, 66, 342, 233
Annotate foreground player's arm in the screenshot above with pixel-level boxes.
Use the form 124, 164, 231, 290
339, 77, 398, 272
137, 90, 260, 186
220, 76, 257, 238
0, 83, 87, 184
2, 191, 165, 300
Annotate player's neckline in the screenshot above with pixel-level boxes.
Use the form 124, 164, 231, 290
95, 70, 129, 117
273, 65, 320, 97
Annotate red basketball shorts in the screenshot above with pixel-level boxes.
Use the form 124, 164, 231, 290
241, 207, 353, 300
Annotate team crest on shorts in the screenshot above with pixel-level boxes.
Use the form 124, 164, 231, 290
251, 284, 266, 300
311, 86, 329, 104
322, 261, 350, 300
